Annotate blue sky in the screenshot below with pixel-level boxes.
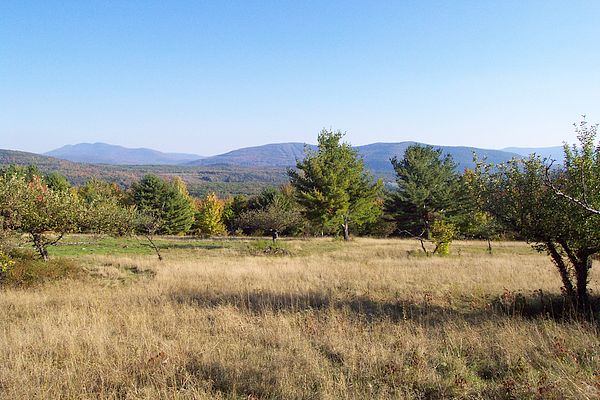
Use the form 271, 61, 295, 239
1, 1, 599, 155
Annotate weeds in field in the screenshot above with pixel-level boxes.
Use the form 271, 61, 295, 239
0, 238, 598, 399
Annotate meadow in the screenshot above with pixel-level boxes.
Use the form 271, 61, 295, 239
0, 237, 598, 399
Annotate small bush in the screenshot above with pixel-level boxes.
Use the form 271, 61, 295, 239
1, 254, 83, 287
431, 220, 457, 255
0, 250, 15, 281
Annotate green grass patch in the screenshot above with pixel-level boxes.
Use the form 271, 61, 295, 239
42, 234, 346, 259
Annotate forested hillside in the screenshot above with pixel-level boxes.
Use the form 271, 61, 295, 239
0, 149, 288, 196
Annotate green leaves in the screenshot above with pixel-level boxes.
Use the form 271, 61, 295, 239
131, 175, 195, 235
192, 193, 227, 236
476, 120, 600, 308
386, 144, 460, 237
288, 129, 382, 238
0, 173, 83, 259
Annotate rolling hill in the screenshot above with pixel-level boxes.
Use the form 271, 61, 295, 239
2, 140, 559, 197
356, 143, 521, 174
0, 149, 287, 197
189, 143, 315, 167
190, 141, 523, 174
45, 143, 203, 165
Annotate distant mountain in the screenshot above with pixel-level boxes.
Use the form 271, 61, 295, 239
502, 146, 564, 162
356, 142, 521, 174
189, 142, 316, 167
45, 142, 203, 165
0, 149, 139, 186
190, 141, 522, 176
0, 149, 288, 197
40, 141, 542, 174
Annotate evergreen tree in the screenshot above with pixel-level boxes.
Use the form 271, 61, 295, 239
288, 129, 382, 240
386, 144, 460, 238
44, 172, 71, 192
131, 175, 194, 235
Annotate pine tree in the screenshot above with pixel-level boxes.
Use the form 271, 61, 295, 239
288, 129, 382, 240
131, 175, 194, 235
386, 144, 460, 238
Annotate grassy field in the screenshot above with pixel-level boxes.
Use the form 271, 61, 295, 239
0, 237, 599, 399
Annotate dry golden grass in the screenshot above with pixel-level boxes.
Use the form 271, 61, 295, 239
0, 238, 599, 399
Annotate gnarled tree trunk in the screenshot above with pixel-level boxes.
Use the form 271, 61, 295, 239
546, 241, 576, 299
31, 233, 49, 261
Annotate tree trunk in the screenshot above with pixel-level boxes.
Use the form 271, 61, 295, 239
487, 238, 492, 254
558, 240, 592, 312
342, 221, 350, 241
546, 241, 576, 299
31, 233, 49, 261
574, 254, 591, 311
145, 235, 163, 261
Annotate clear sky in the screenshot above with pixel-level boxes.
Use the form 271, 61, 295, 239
1, 0, 599, 156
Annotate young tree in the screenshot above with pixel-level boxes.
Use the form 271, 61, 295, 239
222, 195, 248, 234
456, 169, 502, 252
134, 210, 164, 261
386, 144, 460, 239
78, 179, 135, 236
192, 192, 227, 236
6, 175, 83, 260
131, 175, 195, 235
236, 202, 303, 236
288, 129, 382, 240
236, 185, 304, 236
477, 121, 600, 310
44, 172, 71, 192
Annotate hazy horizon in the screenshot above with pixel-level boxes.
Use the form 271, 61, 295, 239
2, 1, 599, 154
7, 139, 566, 159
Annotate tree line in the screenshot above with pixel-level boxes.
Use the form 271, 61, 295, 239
0, 123, 598, 310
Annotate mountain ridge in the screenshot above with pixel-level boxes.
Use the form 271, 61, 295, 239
45, 142, 204, 165
189, 141, 524, 174
37, 141, 562, 176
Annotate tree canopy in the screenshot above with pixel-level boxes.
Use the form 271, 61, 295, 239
131, 175, 195, 235
476, 120, 600, 310
288, 129, 382, 240
386, 144, 460, 238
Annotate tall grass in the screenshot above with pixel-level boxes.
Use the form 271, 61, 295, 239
0, 238, 598, 399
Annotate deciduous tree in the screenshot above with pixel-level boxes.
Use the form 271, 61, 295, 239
477, 120, 600, 310
192, 192, 227, 236
3, 175, 83, 260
